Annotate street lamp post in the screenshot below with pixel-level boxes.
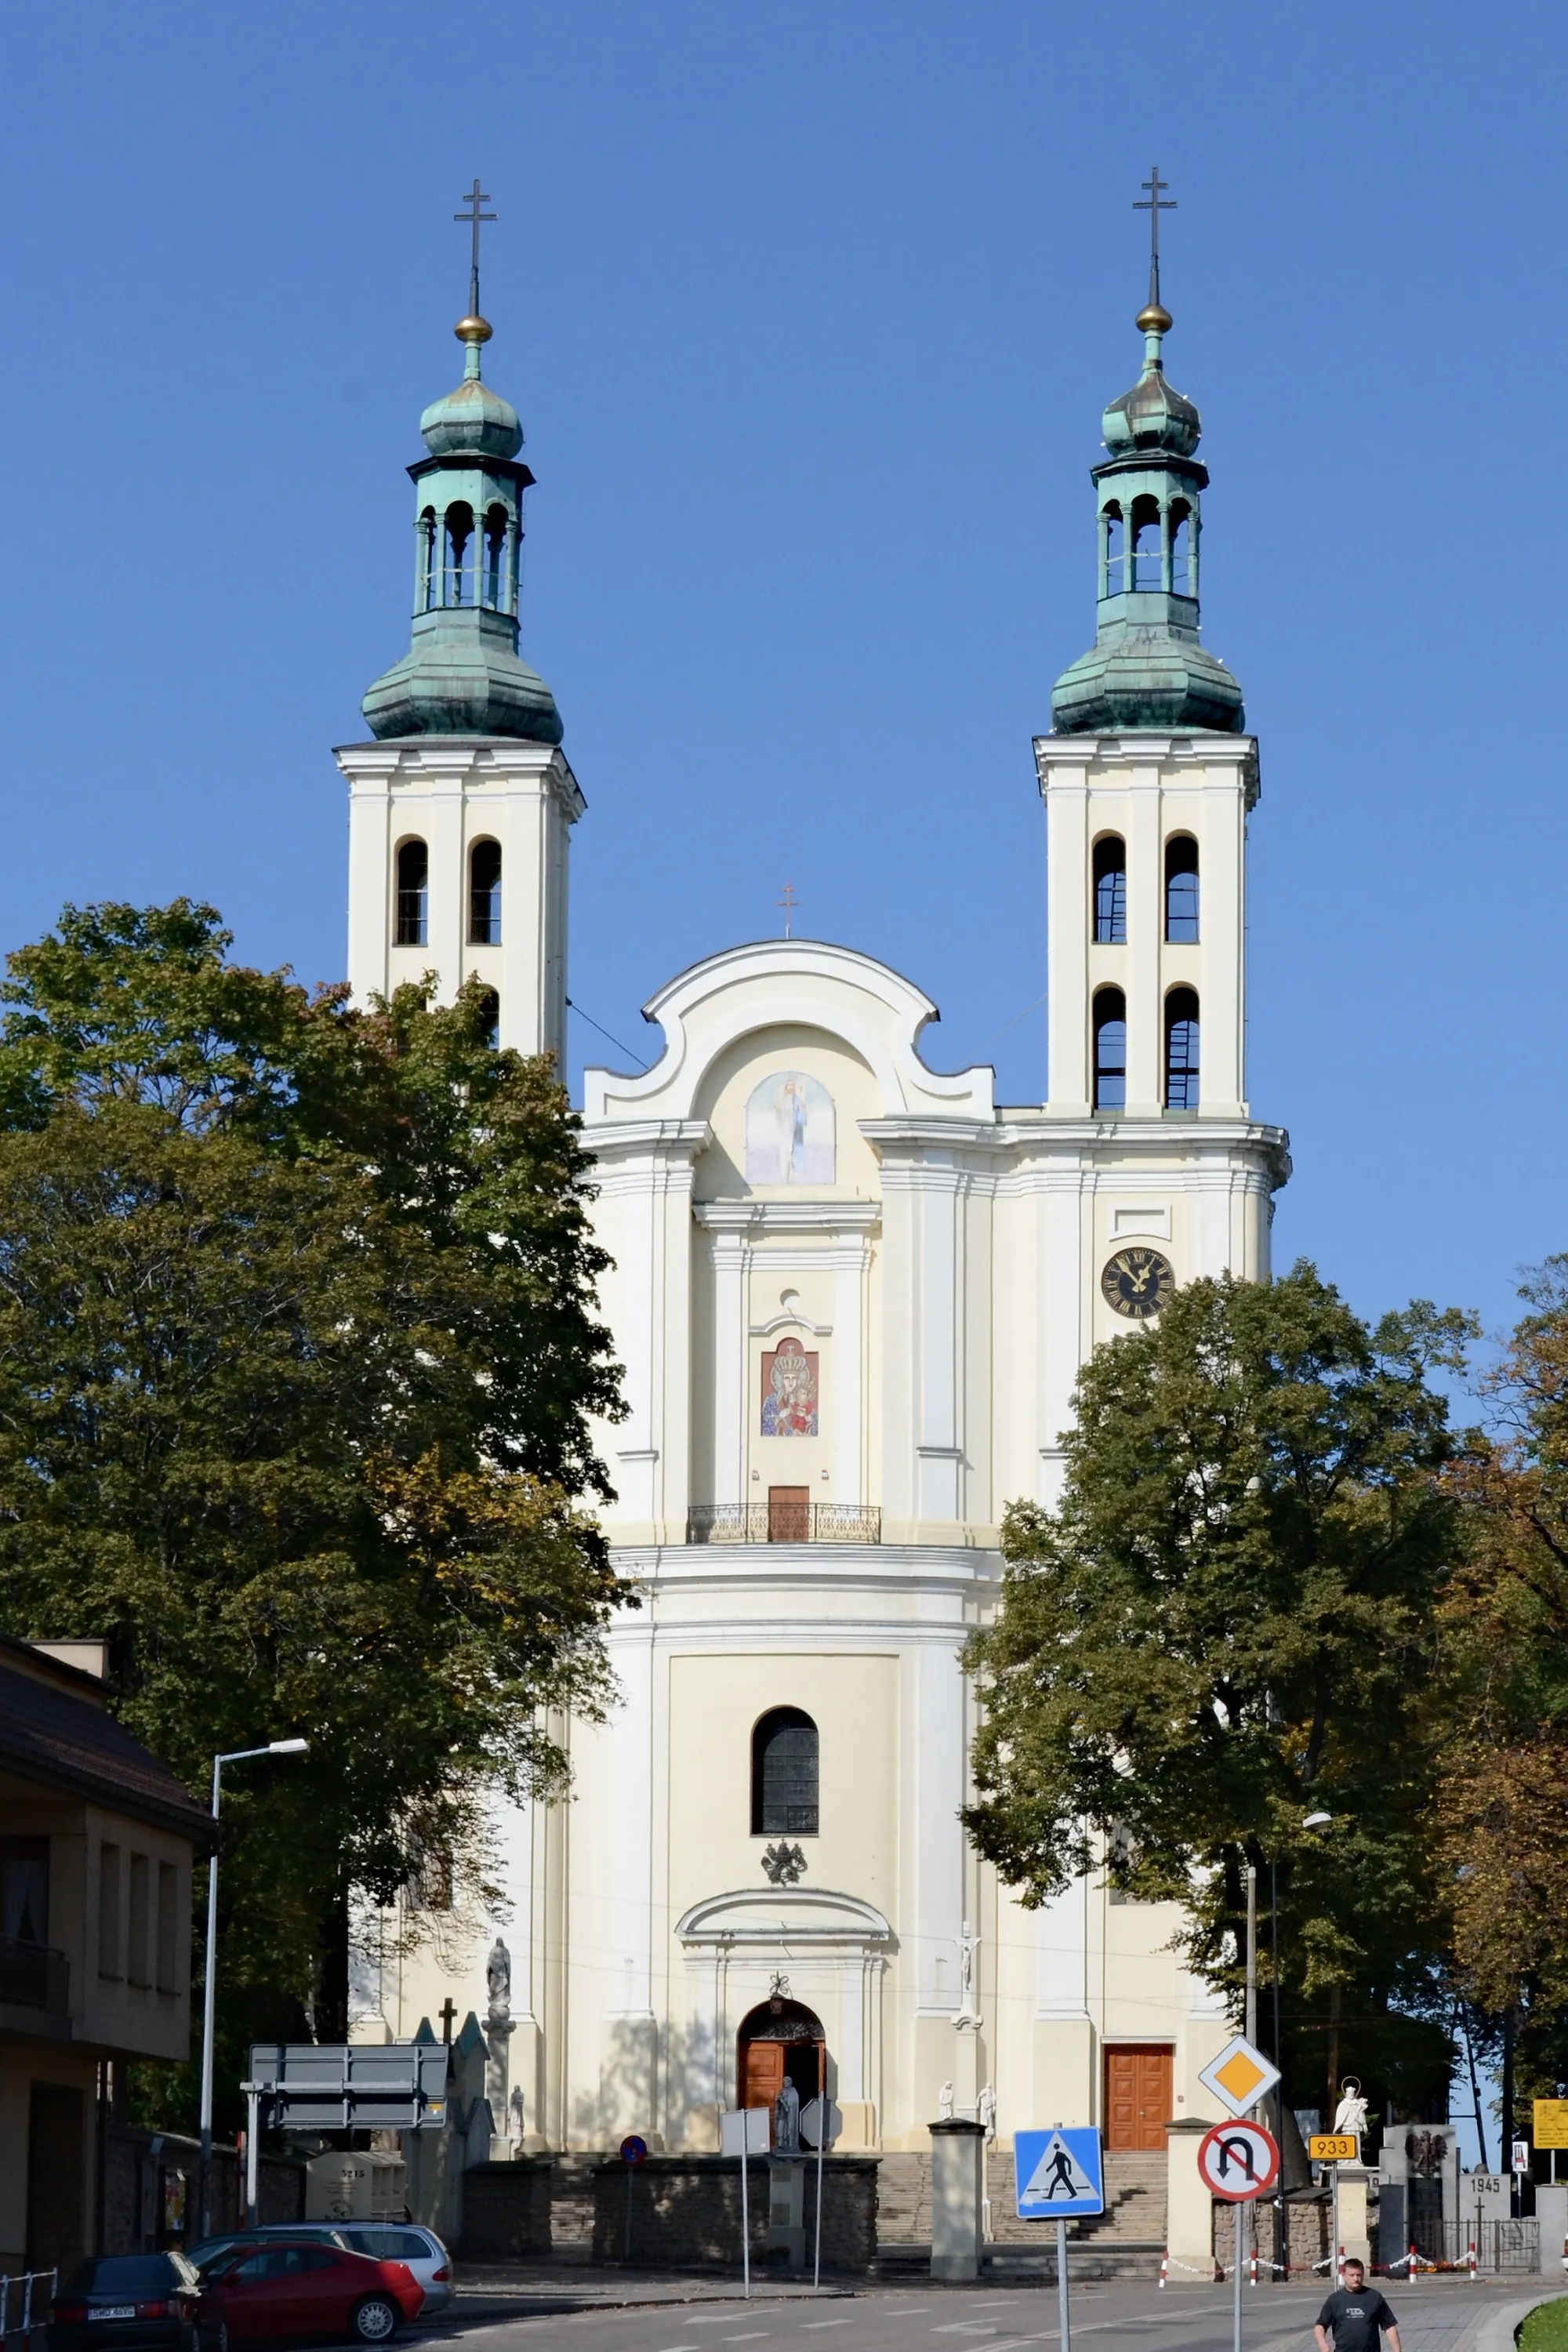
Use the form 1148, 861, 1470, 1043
198, 1739, 309, 2235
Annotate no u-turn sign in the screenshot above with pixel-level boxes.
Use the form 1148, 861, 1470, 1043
1196, 2119, 1279, 2201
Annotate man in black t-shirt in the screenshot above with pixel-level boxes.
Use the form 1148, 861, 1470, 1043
1315, 2260, 1402, 2352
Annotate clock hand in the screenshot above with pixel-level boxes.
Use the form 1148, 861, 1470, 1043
1127, 1267, 1150, 1292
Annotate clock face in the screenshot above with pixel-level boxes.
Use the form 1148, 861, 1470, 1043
1102, 1246, 1174, 1319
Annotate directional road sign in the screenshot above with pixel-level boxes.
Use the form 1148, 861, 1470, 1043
1013, 2127, 1105, 2219
720, 2107, 771, 2157
1197, 2033, 1281, 2121
1196, 2119, 1279, 2201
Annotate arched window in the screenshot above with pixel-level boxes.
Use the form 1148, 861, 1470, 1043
475, 988, 499, 1050
1102, 502, 1125, 597
1093, 987, 1127, 1111
751, 1707, 818, 1835
419, 506, 437, 613
1165, 986, 1200, 1109
483, 504, 509, 609
395, 839, 428, 946
1169, 503, 1192, 596
444, 502, 474, 605
469, 839, 503, 943
1165, 836, 1200, 942
1093, 837, 1127, 945
1131, 494, 1161, 590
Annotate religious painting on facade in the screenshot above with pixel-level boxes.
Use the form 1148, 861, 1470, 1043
744, 1070, 835, 1185
760, 1338, 819, 1437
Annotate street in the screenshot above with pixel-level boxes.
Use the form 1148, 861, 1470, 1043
427, 2276, 1549, 2352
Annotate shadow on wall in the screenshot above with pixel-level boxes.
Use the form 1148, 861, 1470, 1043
570, 2009, 719, 2152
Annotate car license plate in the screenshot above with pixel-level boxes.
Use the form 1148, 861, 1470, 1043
91, 2310, 137, 2321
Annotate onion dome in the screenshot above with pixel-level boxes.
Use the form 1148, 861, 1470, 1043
419, 317, 524, 460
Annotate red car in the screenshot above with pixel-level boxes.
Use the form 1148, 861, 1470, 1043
198, 2241, 423, 2347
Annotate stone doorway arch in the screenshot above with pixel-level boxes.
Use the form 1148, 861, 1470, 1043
737, 1992, 825, 2126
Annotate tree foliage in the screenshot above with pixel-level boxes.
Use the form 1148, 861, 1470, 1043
1437, 1258, 1568, 2105
963, 1263, 1472, 2111
0, 902, 626, 2100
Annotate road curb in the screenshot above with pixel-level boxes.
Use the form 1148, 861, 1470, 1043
1474, 2290, 1568, 2352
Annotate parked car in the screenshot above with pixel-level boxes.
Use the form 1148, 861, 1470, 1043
49, 2254, 203, 2352
196, 2241, 423, 2346
186, 2228, 451, 2316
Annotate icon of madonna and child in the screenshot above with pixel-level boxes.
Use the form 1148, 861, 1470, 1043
761, 1338, 818, 1438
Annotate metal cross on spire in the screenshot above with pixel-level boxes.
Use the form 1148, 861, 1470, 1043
778, 880, 797, 939
1134, 165, 1176, 310
455, 177, 496, 318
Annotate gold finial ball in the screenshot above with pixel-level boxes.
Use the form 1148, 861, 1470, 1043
1136, 301, 1172, 335
455, 314, 493, 345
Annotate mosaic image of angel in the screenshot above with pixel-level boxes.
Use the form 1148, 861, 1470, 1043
744, 1069, 834, 1185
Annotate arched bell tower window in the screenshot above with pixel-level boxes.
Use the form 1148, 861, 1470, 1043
469, 839, 503, 943
444, 503, 474, 606
751, 1707, 818, 1836
1131, 494, 1162, 590
395, 839, 428, 947
1169, 501, 1193, 596
483, 504, 509, 610
1093, 837, 1127, 944
1165, 836, 1200, 942
418, 506, 437, 614
1165, 986, 1200, 1109
1093, 987, 1127, 1112
1100, 502, 1125, 597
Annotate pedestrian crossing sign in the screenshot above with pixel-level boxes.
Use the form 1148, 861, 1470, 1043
1013, 2126, 1105, 2218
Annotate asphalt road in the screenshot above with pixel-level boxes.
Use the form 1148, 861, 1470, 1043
429, 2274, 1537, 2352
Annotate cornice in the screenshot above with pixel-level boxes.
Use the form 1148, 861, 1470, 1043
334, 737, 584, 816
580, 1120, 711, 1165
692, 1197, 882, 1234
1033, 731, 1260, 809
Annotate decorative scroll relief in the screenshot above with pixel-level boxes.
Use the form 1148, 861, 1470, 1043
745, 1070, 835, 1185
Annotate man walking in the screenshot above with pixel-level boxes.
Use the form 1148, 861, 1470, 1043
1315, 2259, 1402, 2352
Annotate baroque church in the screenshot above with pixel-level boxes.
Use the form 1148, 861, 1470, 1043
344, 220, 1290, 2165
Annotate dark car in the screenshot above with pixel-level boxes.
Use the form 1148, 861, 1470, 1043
49, 2254, 203, 2352
197, 2241, 422, 2346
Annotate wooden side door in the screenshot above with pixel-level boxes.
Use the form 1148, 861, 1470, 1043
741, 2038, 785, 2127
767, 1486, 809, 1542
1104, 2044, 1174, 2151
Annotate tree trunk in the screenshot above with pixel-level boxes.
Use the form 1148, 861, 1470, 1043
1327, 1982, 1341, 2120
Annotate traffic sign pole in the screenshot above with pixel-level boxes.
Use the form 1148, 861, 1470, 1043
1058, 2217, 1070, 2352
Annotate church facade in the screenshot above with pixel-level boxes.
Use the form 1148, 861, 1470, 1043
343, 254, 1289, 2160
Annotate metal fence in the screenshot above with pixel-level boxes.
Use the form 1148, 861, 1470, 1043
0, 2272, 56, 2342
1433, 2220, 1540, 2273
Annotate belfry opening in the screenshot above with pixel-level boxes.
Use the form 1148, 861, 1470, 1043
738, 1994, 826, 2125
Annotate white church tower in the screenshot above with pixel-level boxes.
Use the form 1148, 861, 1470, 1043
337, 210, 581, 1058
351, 217, 1291, 2183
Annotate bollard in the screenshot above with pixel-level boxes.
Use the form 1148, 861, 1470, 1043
1159, 2249, 1168, 2290
1336, 2244, 1345, 2285
1408, 2241, 1419, 2281
1249, 2247, 1258, 2287
1467, 2239, 1476, 2281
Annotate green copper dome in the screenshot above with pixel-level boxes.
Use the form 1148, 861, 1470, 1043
361, 315, 563, 745
1051, 289, 1243, 737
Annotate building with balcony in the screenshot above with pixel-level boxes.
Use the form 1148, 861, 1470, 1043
0, 1637, 212, 2275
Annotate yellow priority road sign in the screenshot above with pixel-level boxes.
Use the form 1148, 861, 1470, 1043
1198, 2033, 1283, 2121
1534, 2099, 1568, 2151
1309, 2134, 1360, 2162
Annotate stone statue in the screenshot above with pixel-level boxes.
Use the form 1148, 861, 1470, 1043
959, 1920, 978, 2011
977, 2083, 996, 2140
1334, 2079, 1370, 2141
485, 1937, 511, 2016
506, 2085, 525, 2150
775, 2075, 802, 2154
938, 2080, 955, 2122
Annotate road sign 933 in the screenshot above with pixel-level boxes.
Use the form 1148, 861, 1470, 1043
1196, 2119, 1279, 2201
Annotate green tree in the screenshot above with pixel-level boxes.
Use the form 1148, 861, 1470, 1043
1436, 1258, 1568, 2139
0, 902, 626, 2121
963, 1264, 1471, 2115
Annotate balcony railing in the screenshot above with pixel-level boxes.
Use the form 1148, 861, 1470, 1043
686, 1503, 882, 1545
0, 1934, 69, 2015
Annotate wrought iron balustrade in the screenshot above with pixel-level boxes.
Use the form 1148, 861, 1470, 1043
685, 1503, 881, 1545
0, 1933, 69, 2014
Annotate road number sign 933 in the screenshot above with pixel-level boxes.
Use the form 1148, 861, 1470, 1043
1308, 2134, 1359, 2163
1197, 2120, 1279, 2201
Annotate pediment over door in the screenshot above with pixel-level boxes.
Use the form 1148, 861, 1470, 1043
676, 1886, 893, 1955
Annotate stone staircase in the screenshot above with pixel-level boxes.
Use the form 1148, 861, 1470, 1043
872, 2146, 1168, 2281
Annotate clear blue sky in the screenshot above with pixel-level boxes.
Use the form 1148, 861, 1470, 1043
0, 0, 1561, 1360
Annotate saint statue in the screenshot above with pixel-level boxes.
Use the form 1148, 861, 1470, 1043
485, 1937, 512, 2020
938, 2080, 955, 2122
977, 2083, 997, 2140
775, 2076, 802, 2154
1333, 2078, 1370, 2141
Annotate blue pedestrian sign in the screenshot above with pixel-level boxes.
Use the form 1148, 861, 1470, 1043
1013, 2126, 1105, 2218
